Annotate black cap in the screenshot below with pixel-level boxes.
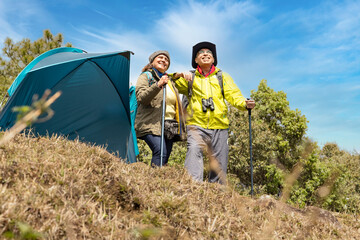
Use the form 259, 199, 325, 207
192, 41, 217, 69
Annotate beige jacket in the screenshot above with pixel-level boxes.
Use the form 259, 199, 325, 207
135, 69, 186, 140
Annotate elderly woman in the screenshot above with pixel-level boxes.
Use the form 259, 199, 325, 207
135, 50, 185, 167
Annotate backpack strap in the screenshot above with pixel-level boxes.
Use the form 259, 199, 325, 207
216, 70, 225, 99
144, 71, 152, 79
187, 70, 196, 100
143, 71, 155, 86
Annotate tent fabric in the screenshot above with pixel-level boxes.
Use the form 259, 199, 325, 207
0, 47, 136, 163
7, 47, 84, 96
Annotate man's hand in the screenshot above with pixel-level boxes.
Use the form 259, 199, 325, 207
182, 72, 192, 82
173, 72, 192, 82
245, 99, 256, 109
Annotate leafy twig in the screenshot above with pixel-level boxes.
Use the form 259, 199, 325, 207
0, 90, 61, 146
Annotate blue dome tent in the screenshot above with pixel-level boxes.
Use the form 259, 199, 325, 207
0, 47, 136, 163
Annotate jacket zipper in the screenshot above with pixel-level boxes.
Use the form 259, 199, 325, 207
206, 77, 210, 129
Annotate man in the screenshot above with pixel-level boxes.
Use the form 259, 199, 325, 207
173, 41, 255, 184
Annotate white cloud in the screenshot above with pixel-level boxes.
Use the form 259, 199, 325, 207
0, 0, 51, 45
272, 1, 360, 77
91, 9, 116, 21
1, 0, 359, 151
0, 1, 22, 42
74, 27, 160, 84
75, 0, 261, 83
154, 0, 260, 52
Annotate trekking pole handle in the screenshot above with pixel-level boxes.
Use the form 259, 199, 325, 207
246, 98, 252, 115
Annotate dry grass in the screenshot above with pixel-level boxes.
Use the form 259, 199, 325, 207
0, 133, 359, 239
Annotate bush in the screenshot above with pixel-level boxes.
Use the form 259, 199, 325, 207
136, 81, 360, 214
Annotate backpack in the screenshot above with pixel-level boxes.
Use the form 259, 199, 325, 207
182, 69, 224, 108
129, 71, 153, 156
129, 86, 139, 156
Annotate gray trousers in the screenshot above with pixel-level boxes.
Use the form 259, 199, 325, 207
184, 125, 229, 184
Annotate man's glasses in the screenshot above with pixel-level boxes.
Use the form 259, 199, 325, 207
197, 50, 213, 56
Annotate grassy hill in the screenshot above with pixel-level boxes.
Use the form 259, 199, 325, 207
0, 133, 359, 239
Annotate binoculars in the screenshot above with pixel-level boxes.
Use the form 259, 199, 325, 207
202, 97, 215, 112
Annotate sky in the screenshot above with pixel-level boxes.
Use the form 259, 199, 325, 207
1, 0, 359, 153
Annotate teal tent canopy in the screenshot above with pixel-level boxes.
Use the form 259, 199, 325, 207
0, 47, 136, 163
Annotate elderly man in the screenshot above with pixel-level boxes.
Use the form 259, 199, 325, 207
173, 41, 255, 184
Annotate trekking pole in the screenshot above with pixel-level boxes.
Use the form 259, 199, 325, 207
247, 98, 254, 197
160, 84, 166, 167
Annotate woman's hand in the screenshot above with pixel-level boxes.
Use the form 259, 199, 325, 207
157, 75, 169, 88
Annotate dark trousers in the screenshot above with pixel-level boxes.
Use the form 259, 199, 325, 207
140, 134, 174, 167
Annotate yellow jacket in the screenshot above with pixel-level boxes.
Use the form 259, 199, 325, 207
173, 67, 247, 129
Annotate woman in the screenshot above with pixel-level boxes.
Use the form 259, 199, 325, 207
135, 50, 185, 167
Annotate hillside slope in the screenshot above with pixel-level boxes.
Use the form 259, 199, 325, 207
0, 133, 359, 239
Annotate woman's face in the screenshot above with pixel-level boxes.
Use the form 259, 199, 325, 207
152, 54, 169, 73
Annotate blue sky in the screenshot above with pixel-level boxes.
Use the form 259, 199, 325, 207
1, 0, 359, 153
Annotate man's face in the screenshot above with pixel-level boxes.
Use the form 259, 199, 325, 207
195, 48, 214, 67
